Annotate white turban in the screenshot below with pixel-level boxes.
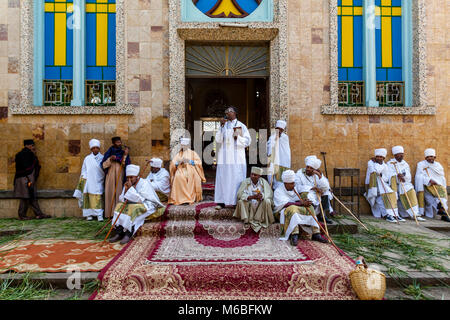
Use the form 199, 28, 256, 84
282, 170, 296, 183
392, 146, 404, 155
89, 139, 100, 149
305, 155, 321, 170
374, 148, 387, 158
251, 167, 263, 175
275, 120, 287, 130
150, 158, 163, 168
424, 148, 436, 157
126, 164, 140, 177
180, 138, 191, 146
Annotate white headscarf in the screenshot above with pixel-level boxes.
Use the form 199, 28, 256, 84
89, 139, 100, 149
391, 146, 404, 155
282, 170, 296, 183
150, 158, 163, 168
424, 148, 436, 157
126, 164, 140, 177
375, 148, 387, 158
305, 155, 321, 170
275, 120, 287, 130
180, 138, 190, 146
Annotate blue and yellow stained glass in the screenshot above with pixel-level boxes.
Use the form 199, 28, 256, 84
193, 0, 261, 18
86, 0, 116, 81
375, 0, 402, 81
337, 0, 363, 81
44, 0, 74, 80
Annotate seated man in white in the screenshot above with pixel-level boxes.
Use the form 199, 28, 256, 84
364, 148, 404, 223
145, 158, 170, 203
387, 146, 425, 221
415, 148, 449, 222
273, 170, 328, 246
109, 164, 165, 244
295, 155, 334, 224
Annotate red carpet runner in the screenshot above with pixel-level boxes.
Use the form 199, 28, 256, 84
91, 202, 357, 300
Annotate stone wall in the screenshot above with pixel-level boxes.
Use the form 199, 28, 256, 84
0, 0, 447, 217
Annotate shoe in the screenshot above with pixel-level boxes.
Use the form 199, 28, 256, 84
97, 216, 104, 222
108, 228, 124, 243
18, 216, 32, 221
120, 232, 132, 244
386, 216, 396, 223
312, 233, 328, 243
416, 216, 426, 222
397, 217, 406, 222
437, 211, 445, 216
290, 234, 299, 246
86, 216, 93, 221
36, 214, 51, 219
441, 215, 450, 223
318, 214, 333, 225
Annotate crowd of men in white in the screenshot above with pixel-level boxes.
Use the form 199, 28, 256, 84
73, 107, 448, 246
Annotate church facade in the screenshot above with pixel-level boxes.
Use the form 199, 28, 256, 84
0, 0, 447, 217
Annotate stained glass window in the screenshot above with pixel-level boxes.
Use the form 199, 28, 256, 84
193, 0, 261, 18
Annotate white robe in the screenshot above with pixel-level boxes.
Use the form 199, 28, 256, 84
113, 178, 164, 235
364, 160, 398, 218
73, 153, 104, 218
294, 169, 334, 214
267, 132, 291, 189
273, 185, 320, 241
214, 118, 251, 205
387, 158, 421, 218
146, 168, 171, 196
415, 160, 448, 216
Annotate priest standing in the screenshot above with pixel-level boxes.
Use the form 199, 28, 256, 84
267, 120, 291, 190
73, 139, 105, 221
214, 106, 252, 209
169, 138, 206, 205
233, 167, 274, 233
101, 137, 131, 218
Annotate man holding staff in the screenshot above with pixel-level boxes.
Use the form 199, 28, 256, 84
267, 120, 291, 190
109, 164, 164, 244
364, 148, 404, 222
273, 170, 328, 246
387, 146, 425, 221
415, 148, 449, 222
101, 137, 131, 218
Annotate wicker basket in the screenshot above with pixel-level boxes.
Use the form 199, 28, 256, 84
349, 265, 386, 300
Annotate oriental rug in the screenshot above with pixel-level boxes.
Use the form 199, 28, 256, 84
91, 202, 358, 300
0, 239, 123, 273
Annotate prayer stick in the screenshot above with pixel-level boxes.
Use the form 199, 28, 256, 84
292, 189, 344, 256
392, 162, 419, 226
331, 194, 369, 231
314, 176, 330, 237
424, 168, 450, 219
377, 174, 400, 223
103, 200, 128, 243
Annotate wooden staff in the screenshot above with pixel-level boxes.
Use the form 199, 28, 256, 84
292, 189, 344, 256
392, 162, 419, 226
331, 194, 369, 231
103, 199, 128, 243
377, 174, 400, 223
313, 175, 330, 238
424, 168, 449, 219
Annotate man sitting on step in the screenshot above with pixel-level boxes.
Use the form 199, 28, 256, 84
109, 164, 165, 244
295, 155, 334, 224
387, 146, 426, 222
273, 170, 328, 246
145, 157, 170, 203
415, 148, 449, 222
364, 148, 404, 223
233, 167, 274, 233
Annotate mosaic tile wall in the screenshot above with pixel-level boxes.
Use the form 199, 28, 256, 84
0, 0, 447, 217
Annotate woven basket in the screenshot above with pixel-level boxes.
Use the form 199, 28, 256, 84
349, 265, 386, 300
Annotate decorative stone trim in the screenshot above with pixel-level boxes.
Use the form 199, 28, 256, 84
13, 0, 133, 115
323, 0, 435, 115
169, 0, 288, 149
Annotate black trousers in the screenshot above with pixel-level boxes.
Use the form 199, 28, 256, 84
18, 198, 44, 218
321, 195, 331, 213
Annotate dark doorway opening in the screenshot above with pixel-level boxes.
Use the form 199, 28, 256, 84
185, 77, 269, 181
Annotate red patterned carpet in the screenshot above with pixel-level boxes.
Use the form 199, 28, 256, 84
0, 240, 123, 273
91, 202, 358, 300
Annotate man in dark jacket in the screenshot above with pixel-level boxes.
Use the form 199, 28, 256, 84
14, 140, 51, 220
